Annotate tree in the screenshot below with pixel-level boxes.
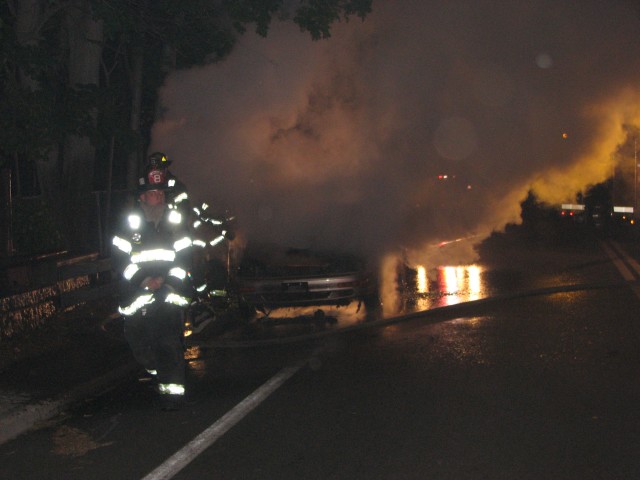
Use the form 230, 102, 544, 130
62, 1, 104, 250
1, 1, 70, 254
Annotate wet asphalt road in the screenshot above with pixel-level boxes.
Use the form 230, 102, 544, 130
2, 224, 640, 479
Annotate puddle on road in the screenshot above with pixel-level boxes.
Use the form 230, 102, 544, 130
383, 262, 486, 315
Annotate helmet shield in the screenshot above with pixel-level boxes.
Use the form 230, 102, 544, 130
137, 168, 169, 193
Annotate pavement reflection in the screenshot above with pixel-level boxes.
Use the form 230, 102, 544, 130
381, 254, 487, 317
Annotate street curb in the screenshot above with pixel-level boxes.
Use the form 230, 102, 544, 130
0, 360, 139, 446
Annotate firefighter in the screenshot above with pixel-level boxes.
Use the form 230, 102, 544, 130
191, 202, 236, 299
111, 167, 193, 410
145, 151, 190, 214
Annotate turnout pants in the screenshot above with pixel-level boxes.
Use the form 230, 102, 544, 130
124, 304, 186, 392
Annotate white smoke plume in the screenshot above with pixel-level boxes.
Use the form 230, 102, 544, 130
151, 0, 640, 266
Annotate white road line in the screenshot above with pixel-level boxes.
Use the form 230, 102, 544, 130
600, 240, 640, 299
141, 360, 306, 480
600, 240, 636, 281
610, 240, 640, 276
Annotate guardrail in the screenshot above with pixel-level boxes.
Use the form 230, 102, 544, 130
0, 253, 119, 339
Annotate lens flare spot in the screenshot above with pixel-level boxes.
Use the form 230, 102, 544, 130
536, 53, 553, 69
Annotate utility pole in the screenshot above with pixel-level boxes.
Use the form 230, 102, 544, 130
635, 138, 638, 220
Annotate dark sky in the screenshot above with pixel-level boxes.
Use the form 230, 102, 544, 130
151, 0, 640, 265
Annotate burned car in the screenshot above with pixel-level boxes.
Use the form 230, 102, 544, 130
234, 243, 379, 315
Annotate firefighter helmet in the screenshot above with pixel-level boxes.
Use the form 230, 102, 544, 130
148, 151, 172, 169
137, 168, 169, 192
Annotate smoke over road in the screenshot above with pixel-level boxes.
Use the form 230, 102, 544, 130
151, 0, 640, 266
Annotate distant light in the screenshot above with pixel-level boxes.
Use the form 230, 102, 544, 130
561, 203, 585, 211
562, 133, 568, 139
614, 206, 633, 213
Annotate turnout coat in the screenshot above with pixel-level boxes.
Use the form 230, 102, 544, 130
111, 204, 193, 316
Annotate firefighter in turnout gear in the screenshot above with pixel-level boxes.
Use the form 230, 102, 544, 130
111, 167, 193, 410
191, 202, 236, 299
145, 152, 190, 215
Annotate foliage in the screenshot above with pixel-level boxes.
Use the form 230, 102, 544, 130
223, 0, 284, 37
11, 197, 67, 255
520, 190, 556, 224
0, 12, 65, 167
294, 0, 372, 39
